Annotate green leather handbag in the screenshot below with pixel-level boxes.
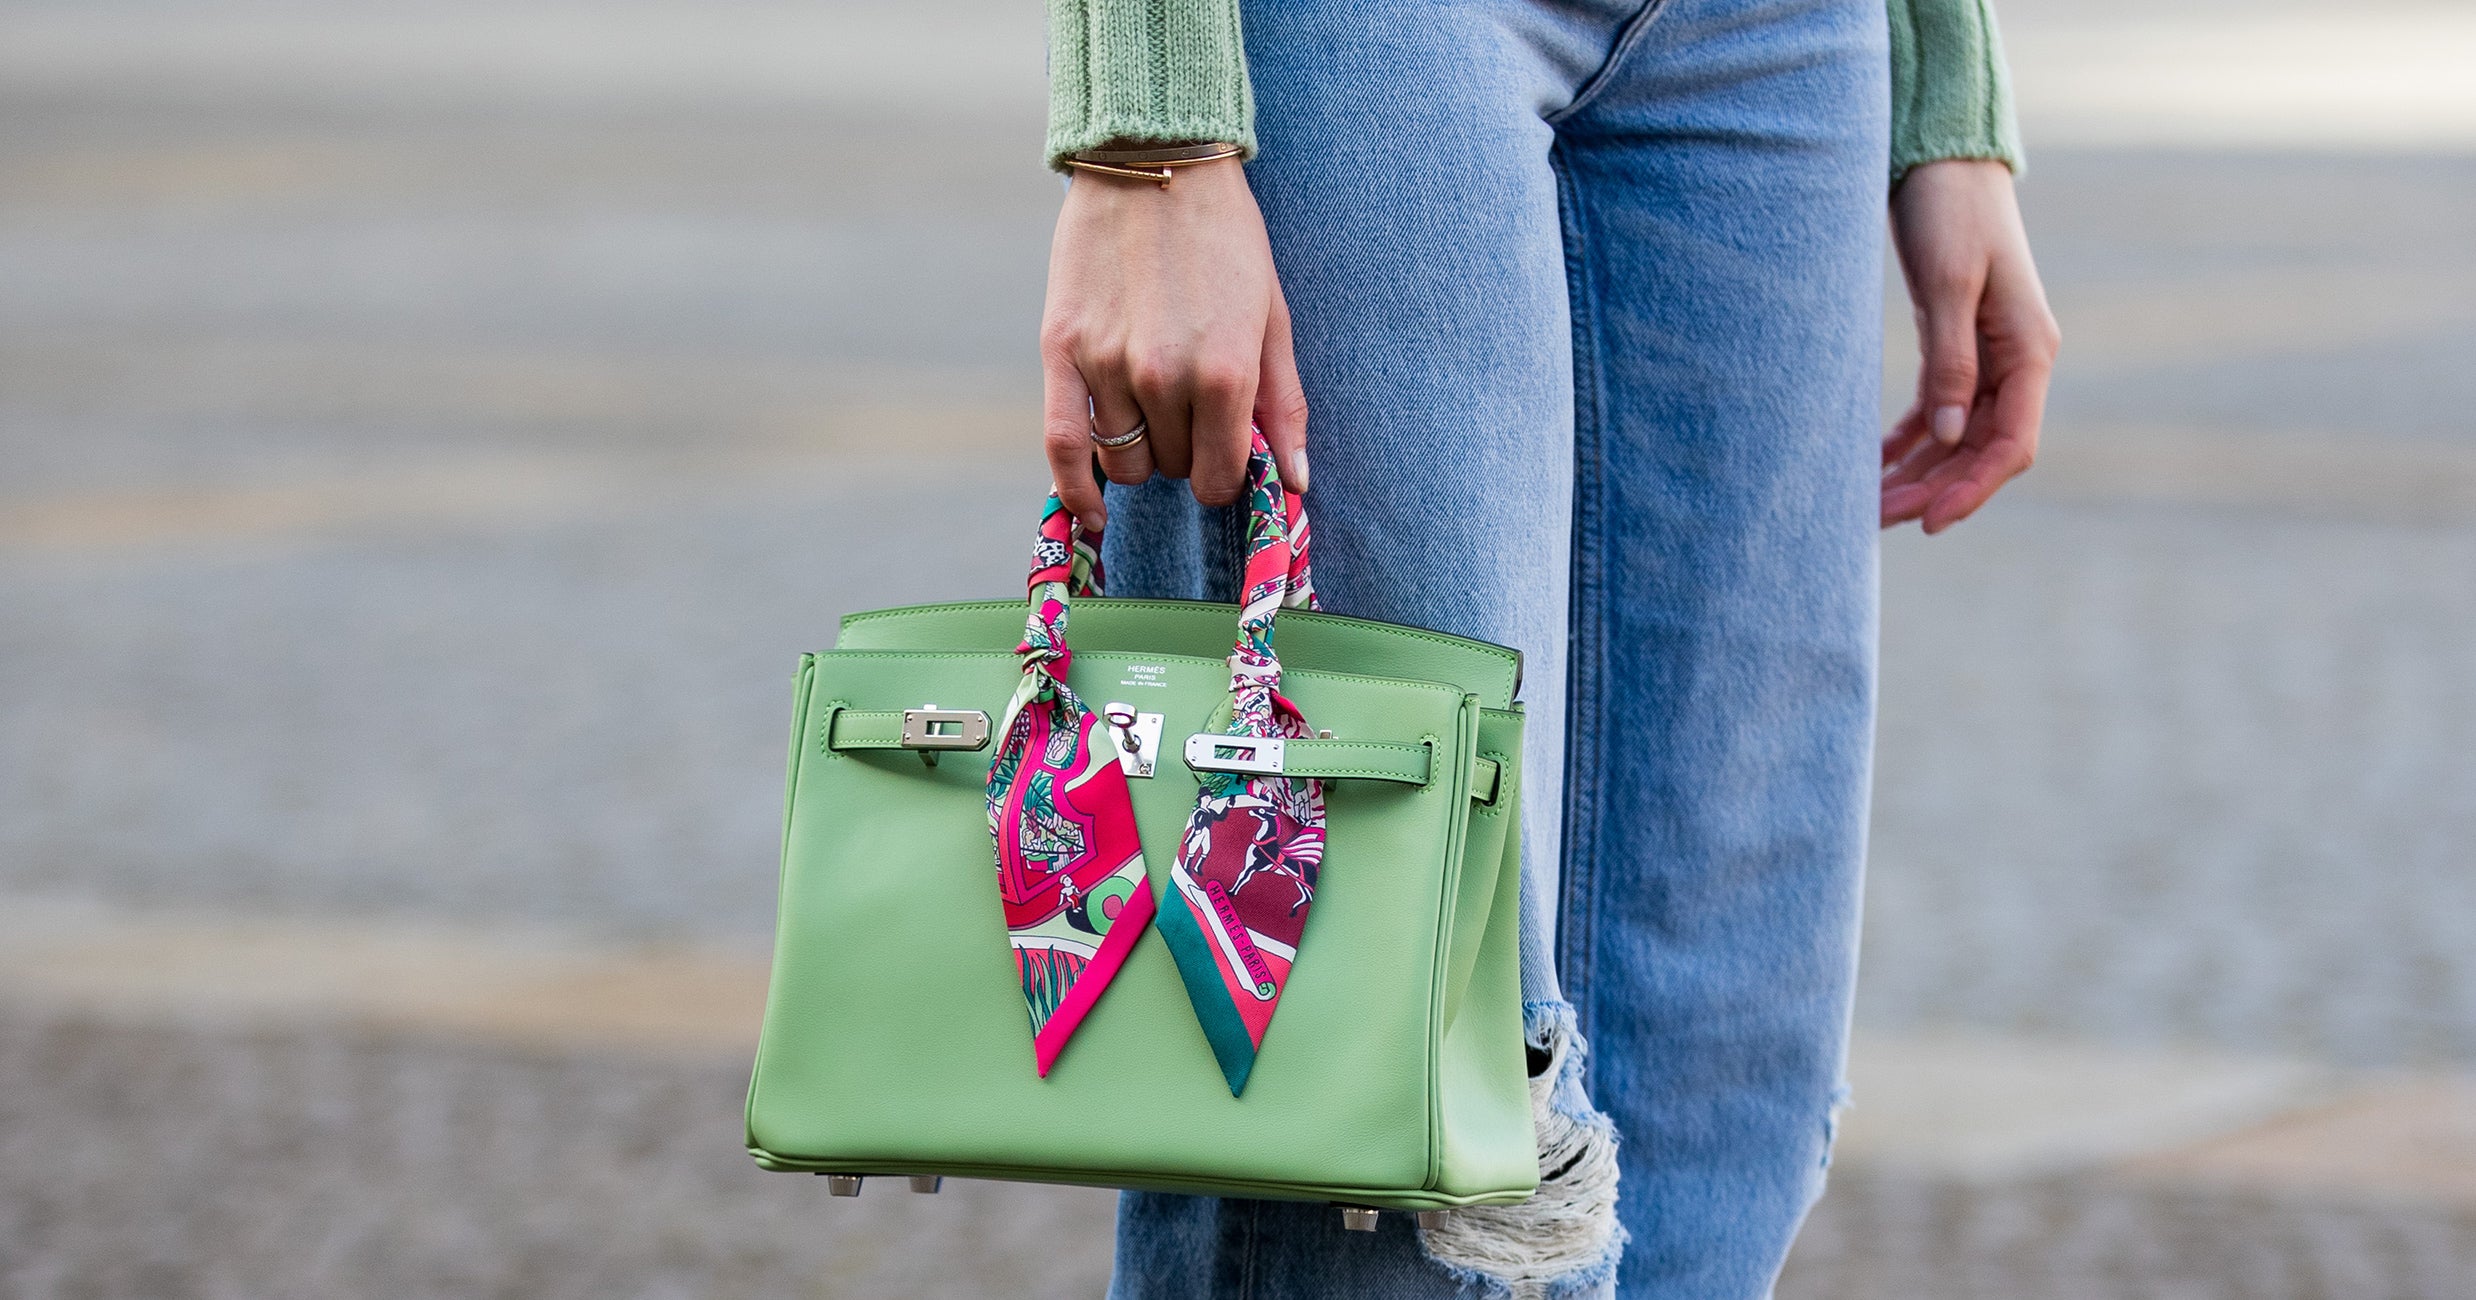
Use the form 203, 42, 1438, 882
744, 450, 1538, 1220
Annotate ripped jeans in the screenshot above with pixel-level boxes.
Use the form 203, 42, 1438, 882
1092, 0, 1887, 1293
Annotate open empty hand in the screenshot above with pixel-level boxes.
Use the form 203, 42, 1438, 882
1882, 159, 2062, 534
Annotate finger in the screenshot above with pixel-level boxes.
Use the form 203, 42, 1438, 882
1881, 480, 1935, 528
1255, 289, 1311, 493
1921, 435, 2031, 534
1093, 428, 1157, 486
1084, 345, 1162, 484
1882, 420, 1964, 491
1043, 348, 1107, 530
1885, 423, 1991, 527
1922, 358, 2049, 534
1883, 410, 1932, 468
1127, 351, 1194, 482
1089, 394, 1158, 486
1188, 352, 1255, 508
1882, 393, 1990, 526
1915, 268, 1988, 447
1915, 442, 1985, 495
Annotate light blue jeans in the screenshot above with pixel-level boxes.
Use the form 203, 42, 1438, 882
1095, 0, 1887, 1294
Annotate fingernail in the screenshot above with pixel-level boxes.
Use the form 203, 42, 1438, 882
1287, 449, 1310, 493
1931, 404, 1967, 445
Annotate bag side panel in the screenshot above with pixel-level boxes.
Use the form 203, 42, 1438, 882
1437, 705, 1514, 1029
1433, 706, 1541, 1198
745, 653, 819, 1150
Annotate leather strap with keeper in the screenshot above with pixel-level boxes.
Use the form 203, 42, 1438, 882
827, 714, 1497, 801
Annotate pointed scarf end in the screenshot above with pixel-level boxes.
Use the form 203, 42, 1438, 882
1203, 1003, 1262, 1095
1031, 1020, 1064, 1077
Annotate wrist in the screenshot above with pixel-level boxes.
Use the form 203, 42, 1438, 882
1064, 140, 1246, 189
1063, 161, 1252, 237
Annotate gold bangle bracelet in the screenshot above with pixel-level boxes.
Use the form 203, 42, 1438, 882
1062, 145, 1244, 189
1073, 141, 1244, 164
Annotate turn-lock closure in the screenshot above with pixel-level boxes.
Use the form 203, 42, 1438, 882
1183, 733, 1286, 776
823, 706, 992, 766
1182, 735, 1446, 788
899, 708, 989, 751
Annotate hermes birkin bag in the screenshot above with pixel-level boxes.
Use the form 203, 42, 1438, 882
746, 436, 1536, 1215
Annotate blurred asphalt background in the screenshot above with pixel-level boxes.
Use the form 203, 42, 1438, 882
3, 0, 2473, 1296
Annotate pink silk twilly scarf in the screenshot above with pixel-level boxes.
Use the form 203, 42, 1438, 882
984, 496, 1156, 1076
1154, 431, 1324, 1094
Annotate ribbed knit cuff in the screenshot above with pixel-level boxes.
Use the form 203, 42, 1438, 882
1887, 0, 2024, 185
1045, 0, 1256, 172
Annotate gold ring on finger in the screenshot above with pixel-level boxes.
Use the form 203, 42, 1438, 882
1090, 417, 1149, 450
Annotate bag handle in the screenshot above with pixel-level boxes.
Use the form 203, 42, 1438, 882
1014, 425, 1307, 686
1013, 493, 1105, 690
1224, 426, 1318, 704
982, 427, 1321, 1087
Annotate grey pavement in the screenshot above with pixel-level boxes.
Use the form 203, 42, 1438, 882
7, 1006, 2473, 1300
0, 1009, 1119, 1300
4, 0, 2474, 1294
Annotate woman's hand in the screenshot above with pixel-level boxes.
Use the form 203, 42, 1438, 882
1040, 157, 1309, 531
1882, 159, 2061, 534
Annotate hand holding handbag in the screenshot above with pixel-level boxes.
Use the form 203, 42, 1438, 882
745, 434, 1539, 1218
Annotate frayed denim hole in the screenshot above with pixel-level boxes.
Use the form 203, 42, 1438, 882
1423, 1001, 1626, 1296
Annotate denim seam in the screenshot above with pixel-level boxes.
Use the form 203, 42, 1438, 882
1551, 140, 1609, 1054
1543, 0, 1675, 127
1212, 501, 1247, 604
1239, 1197, 1260, 1299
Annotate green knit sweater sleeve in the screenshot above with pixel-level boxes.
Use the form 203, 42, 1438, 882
1044, 0, 1255, 171
1887, 0, 2024, 182
1045, 0, 2023, 183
